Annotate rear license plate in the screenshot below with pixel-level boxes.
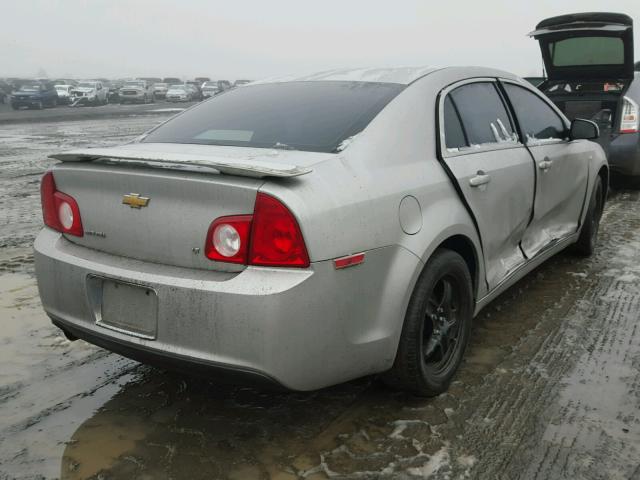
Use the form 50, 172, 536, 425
97, 279, 158, 339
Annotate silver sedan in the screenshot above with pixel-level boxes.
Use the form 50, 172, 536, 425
34, 67, 607, 395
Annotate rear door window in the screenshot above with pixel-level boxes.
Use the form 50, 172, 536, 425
503, 84, 567, 143
449, 82, 516, 147
443, 96, 467, 149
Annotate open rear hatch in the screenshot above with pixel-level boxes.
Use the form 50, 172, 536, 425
529, 13, 637, 144
529, 12, 634, 81
48, 143, 320, 272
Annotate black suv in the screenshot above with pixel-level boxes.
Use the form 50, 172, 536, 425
10, 81, 59, 109
530, 13, 639, 182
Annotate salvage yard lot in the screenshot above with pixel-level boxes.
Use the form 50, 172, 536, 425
0, 100, 197, 125
1, 112, 639, 479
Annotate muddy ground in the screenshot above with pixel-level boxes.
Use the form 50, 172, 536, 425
1, 115, 639, 480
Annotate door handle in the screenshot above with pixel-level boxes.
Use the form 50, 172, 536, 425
469, 171, 491, 187
538, 158, 553, 171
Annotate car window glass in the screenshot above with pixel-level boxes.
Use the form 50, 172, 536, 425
143, 81, 405, 153
449, 82, 517, 146
504, 83, 566, 144
549, 37, 624, 67
443, 96, 467, 150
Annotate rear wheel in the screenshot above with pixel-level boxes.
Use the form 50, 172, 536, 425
383, 249, 473, 396
574, 176, 604, 256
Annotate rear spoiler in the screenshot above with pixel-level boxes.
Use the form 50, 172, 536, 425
49, 148, 312, 178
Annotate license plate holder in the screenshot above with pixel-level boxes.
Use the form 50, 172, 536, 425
95, 278, 158, 339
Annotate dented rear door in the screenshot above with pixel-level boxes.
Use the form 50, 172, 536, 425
502, 81, 589, 257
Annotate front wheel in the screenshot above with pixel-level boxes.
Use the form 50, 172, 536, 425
382, 249, 473, 396
574, 176, 604, 256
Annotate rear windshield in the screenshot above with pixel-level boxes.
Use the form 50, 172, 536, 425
549, 37, 624, 67
142, 81, 405, 153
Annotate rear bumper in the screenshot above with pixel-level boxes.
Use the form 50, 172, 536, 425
608, 132, 640, 176
120, 92, 145, 101
34, 228, 418, 390
51, 315, 283, 389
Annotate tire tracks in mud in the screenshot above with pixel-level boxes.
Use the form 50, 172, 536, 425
437, 191, 640, 479
290, 191, 640, 479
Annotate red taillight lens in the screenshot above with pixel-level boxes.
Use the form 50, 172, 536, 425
204, 215, 252, 264
40, 172, 84, 237
249, 192, 310, 268
205, 193, 310, 268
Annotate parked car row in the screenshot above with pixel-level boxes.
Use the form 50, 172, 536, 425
1, 76, 251, 109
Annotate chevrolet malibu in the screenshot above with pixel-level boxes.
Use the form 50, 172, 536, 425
34, 67, 607, 395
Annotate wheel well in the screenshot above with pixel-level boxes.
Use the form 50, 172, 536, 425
438, 235, 478, 298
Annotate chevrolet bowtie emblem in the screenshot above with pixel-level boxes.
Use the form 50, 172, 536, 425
122, 193, 150, 209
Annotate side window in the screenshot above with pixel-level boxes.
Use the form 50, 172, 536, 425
503, 84, 566, 143
449, 82, 516, 146
443, 96, 467, 149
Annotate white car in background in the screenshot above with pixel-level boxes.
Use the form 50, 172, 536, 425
153, 82, 169, 99
70, 81, 108, 106
119, 80, 155, 104
54, 85, 73, 104
202, 81, 221, 98
166, 84, 193, 102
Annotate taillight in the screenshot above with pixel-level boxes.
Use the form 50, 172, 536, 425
249, 193, 310, 268
204, 215, 252, 264
620, 96, 639, 134
204, 192, 310, 268
40, 172, 84, 237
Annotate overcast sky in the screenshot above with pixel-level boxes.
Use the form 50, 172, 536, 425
3, 0, 639, 80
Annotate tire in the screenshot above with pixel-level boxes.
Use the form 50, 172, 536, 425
574, 175, 604, 256
382, 248, 473, 396
51, 98, 57, 107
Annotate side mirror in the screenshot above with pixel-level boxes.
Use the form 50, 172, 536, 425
570, 118, 599, 140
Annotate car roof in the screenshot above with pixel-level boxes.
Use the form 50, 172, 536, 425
252, 66, 520, 86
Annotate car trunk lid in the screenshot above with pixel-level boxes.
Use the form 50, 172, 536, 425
48, 143, 323, 272
529, 12, 634, 80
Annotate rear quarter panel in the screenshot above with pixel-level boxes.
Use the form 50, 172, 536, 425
260, 71, 487, 300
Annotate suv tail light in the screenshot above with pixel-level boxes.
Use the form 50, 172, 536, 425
205, 192, 310, 268
41, 172, 84, 237
620, 96, 639, 134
